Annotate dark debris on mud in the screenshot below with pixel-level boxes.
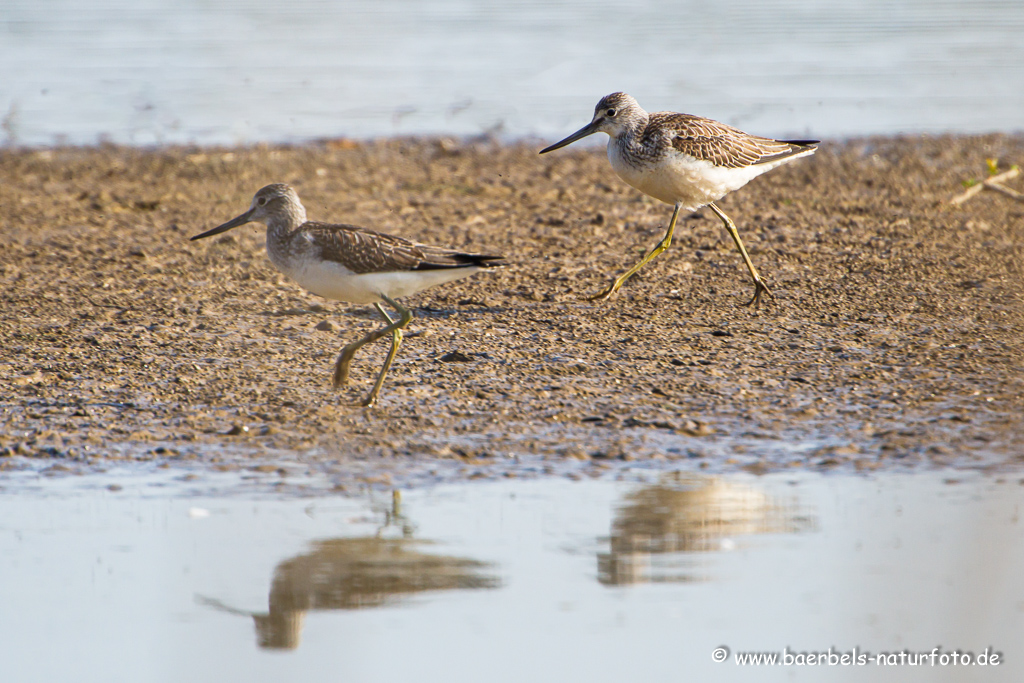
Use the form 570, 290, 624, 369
2, 135, 1023, 480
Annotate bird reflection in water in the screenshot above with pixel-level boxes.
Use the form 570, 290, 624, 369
598, 474, 815, 586
198, 492, 500, 649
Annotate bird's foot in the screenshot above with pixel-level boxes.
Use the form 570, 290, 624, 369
338, 394, 377, 408
742, 280, 775, 308
335, 385, 379, 408
585, 276, 626, 302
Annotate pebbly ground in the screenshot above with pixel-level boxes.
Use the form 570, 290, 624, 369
1, 135, 1023, 484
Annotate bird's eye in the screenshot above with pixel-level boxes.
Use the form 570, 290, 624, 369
257, 197, 268, 206
606, 108, 616, 117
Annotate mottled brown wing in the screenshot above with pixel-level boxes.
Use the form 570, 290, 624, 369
303, 222, 505, 273
654, 113, 808, 169
303, 222, 429, 274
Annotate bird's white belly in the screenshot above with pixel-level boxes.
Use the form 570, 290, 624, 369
281, 257, 481, 305
609, 147, 778, 210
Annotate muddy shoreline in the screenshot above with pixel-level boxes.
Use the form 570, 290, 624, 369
2, 135, 1023, 480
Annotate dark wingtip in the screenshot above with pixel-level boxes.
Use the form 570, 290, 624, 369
412, 252, 508, 271
473, 254, 508, 268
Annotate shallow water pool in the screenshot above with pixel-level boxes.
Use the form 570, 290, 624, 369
1, 469, 1021, 682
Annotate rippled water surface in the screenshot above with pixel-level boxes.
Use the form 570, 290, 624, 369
2, 470, 1022, 682
2, 0, 1023, 145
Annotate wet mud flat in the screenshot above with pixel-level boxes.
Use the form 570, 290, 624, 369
1, 135, 1023, 481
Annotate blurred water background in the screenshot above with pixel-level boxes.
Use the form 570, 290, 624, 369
1, 0, 1022, 146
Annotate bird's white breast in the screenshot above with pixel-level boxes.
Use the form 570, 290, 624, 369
609, 143, 784, 210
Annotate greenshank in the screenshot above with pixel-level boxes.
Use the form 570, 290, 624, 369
191, 184, 505, 406
540, 92, 818, 305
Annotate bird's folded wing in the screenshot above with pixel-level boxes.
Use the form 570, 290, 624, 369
657, 113, 806, 169
305, 223, 502, 273
305, 223, 428, 273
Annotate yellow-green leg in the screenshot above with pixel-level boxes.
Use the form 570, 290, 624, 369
363, 295, 411, 407
587, 201, 683, 301
332, 294, 413, 406
708, 202, 774, 307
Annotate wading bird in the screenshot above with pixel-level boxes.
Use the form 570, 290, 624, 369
541, 92, 817, 305
191, 184, 505, 406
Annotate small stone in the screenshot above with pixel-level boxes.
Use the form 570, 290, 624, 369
13, 371, 45, 386
742, 461, 770, 475
679, 420, 712, 437
458, 298, 492, 307
561, 446, 587, 459
315, 320, 337, 332
439, 350, 473, 363
424, 444, 455, 458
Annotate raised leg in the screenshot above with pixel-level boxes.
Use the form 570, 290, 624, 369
587, 202, 683, 301
332, 294, 413, 406
708, 202, 774, 307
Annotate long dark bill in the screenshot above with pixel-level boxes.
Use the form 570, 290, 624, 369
539, 120, 601, 154
190, 209, 254, 241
